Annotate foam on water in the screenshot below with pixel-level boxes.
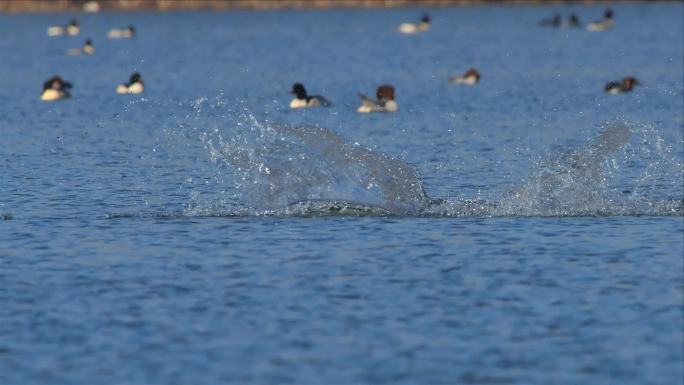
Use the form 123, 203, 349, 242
187, 103, 682, 218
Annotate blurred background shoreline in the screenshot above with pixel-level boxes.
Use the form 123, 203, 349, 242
0, 0, 670, 13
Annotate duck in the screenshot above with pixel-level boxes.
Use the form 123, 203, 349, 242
398, 14, 430, 34
41, 75, 72, 101
116, 73, 144, 94
539, 14, 561, 27
587, 9, 613, 31
82, 1, 101, 13
47, 20, 79, 37
67, 39, 94, 55
289, 83, 331, 108
567, 13, 581, 27
107, 25, 135, 39
605, 77, 638, 94
357, 85, 398, 113
449, 68, 481, 85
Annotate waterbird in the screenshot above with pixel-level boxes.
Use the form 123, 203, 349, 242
605, 77, 638, 94
357, 85, 398, 113
117, 73, 144, 94
82, 1, 100, 13
47, 20, 79, 36
41, 75, 72, 101
67, 38, 94, 55
107, 25, 135, 39
398, 14, 430, 34
539, 14, 561, 27
289, 83, 331, 108
567, 13, 581, 27
587, 9, 614, 31
449, 68, 481, 85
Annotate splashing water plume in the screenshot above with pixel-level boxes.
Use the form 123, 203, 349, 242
202, 117, 429, 215
191, 108, 681, 217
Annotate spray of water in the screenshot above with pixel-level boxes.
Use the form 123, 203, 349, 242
136, 97, 682, 218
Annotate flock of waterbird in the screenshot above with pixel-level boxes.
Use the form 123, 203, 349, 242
41, 20, 141, 101
287, 8, 635, 112
41, 8, 637, 109
537, 8, 639, 94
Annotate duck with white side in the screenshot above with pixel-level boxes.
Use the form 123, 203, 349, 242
117, 73, 144, 94
449, 68, 481, 85
357, 85, 398, 113
108, 25, 135, 39
289, 83, 331, 108
41, 75, 72, 101
67, 39, 94, 55
587, 9, 614, 31
47, 20, 79, 37
398, 14, 430, 34
605, 77, 638, 94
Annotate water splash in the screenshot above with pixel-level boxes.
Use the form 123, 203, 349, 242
496, 121, 638, 216
201, 117, 429, 215
425, 121, 682, 217
129, 97, 682, 218
187, 112, 682, 217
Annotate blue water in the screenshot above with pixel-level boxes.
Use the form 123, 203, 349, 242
1, 4, 683, 385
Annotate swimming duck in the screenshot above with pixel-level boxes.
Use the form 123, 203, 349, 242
116, 73, 144, 94
41, 75, 72, 101
605, 77, 638, 94
107, 25, 135, 39
587, 9, 613, 31
567, 13, 581, 27
67, 39, 94, 55
82, 1, 101, 13
47, 20, 79, 37
539, 14, 561, 27
289, 83, 331, 108
449, 68, 481, 85
398, 14, 430, 34
357, 85, 398, 113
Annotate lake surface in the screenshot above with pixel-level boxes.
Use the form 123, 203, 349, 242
1, 4, 683, 385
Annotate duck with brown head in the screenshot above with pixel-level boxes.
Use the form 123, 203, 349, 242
605, 77, 638, 94
357, 85, 398, 113
449, 68, 481, 85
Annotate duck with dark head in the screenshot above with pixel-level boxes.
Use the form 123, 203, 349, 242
47, 19, 79, 37
289, 83, 331, 108
587, 9, 614, 31
108, 25, 135, 39
398, 14, 431, 34
68, 38, 94, 55
117, 73, 144, 94
567, 13, 581, 27
41, 75, 72, 101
